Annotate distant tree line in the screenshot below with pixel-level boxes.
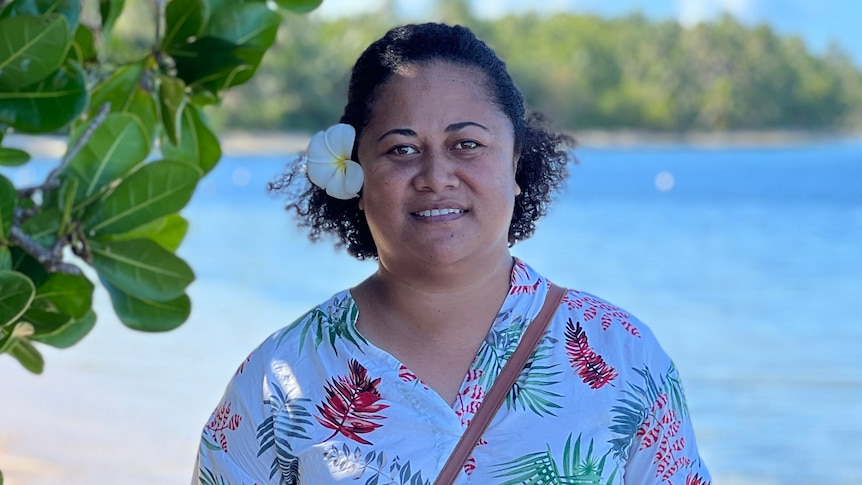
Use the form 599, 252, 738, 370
210, 4, 862, 133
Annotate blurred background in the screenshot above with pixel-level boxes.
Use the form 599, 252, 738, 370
2, 0, 861, 484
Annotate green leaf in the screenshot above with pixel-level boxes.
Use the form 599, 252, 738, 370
158, 75, 187, 145
32, 307, 95, 348
169, 36, 250, 93
201, 1, 280, 47
101, 277, 191, 332
84, 159, 200, 235
189, 89, 218, 106
22, 303, 73, 335
71, 23, 96, 64
10, 246, 48, 286
0, 269, 36, 327
0, 146, 30, 166
88, 61, 159, 144
0, 0, 81, 30
273, 0, 323, 14
102, 213, 188, 252
7, 337, 44, 373
19, 207, 61, 247
171, 2, 280, 94
32, 272, 93, 318
99, 0, 125, 39
0, 59, 88, 133
160, 103, 221, 174
0, 174, 14, 240
0, 14, 71, 91
161, 0, 208, 49
0, 246, 11, 270
201, 2, 280, 80
90, 238, 194, 301
62, 112, 150, 205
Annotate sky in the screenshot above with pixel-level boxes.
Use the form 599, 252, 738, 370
313, 0, 862, 68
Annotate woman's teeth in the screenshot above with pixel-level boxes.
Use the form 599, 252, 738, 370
415, 208, 465, 217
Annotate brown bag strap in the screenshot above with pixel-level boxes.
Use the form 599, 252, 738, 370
433, 283, 567, 485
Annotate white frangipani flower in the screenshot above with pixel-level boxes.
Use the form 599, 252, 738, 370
305, 123, 363, 200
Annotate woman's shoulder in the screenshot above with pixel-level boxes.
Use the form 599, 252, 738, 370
560, 288, 647, 338
553, 286, 676, 369
244, 289, 358, 366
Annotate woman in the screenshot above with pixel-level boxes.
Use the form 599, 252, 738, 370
195, 23, 711, 485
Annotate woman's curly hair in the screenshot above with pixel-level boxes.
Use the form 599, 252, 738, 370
270, 23, 573, 260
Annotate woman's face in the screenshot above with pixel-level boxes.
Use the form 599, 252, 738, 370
356, 61, 520, 269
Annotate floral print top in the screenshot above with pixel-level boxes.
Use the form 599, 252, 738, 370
195, 259, 711, 485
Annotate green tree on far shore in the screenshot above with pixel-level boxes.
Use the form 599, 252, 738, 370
213, 5, 862, 133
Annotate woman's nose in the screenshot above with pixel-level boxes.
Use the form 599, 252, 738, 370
413, 149, 459, 192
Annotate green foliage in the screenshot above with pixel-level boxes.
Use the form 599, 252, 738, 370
0, 0, 323, 375
0, 60, 88, 133
0, 14, 71, 91
213, 7, 862, 133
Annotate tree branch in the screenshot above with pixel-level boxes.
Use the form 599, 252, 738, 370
47, 102, 112, 189
155, 0, 165, 48
9, 226, 83, 276
17, 102, 112, 198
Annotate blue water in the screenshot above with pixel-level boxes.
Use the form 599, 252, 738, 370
2, 138, 861, 484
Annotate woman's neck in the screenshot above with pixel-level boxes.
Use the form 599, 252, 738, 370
353, 252, 514, 339
351, 252, 514, 405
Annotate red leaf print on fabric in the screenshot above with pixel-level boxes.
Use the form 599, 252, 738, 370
685, 472, 711, 485
463, 456, 477, 475
398, 364, 430, 390
662, 456, 691, 481
234, 353, 253, 376
316, 359, 389, 445
600, 313, 613, 330
205, 402, 242, 452
398, 364, 416, 382
564, 319, 618, 389
567, 292, 641, 338
509, 260, 542, 295
635, 392, 692, 482
454, 369, 486, 426
620, 320, 642, 338
563, 293, 583, 309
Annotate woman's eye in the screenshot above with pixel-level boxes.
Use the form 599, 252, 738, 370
454, 140, 480, 150
388, 145, 417, 156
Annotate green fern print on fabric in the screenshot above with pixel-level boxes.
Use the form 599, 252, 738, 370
492, 433, 620, 485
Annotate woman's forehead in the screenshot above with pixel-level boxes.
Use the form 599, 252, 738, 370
368, 62, 499, 118
382, 61, 491, 97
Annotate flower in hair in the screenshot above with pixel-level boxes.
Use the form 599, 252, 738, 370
305, 123, 363, 200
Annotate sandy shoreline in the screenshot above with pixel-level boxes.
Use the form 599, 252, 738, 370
5, 129, 861, 160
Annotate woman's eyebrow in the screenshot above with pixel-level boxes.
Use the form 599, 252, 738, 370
446, 121, 489, 132
376, 122, 489, 142
377, 128, 416, 141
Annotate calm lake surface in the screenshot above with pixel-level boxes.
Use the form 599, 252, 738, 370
2, 138, 861, 484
